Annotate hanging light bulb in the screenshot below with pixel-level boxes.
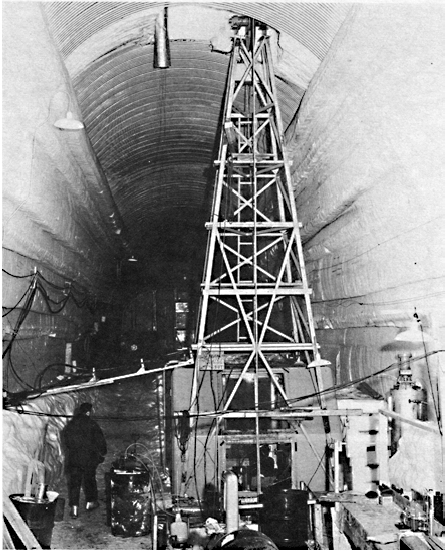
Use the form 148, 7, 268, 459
154, 7, 171, 68
242, 371, 255, 383
293, 354, 306, 367
54, 111, 84, 130
307, 352, 331, 369
394, 310, 433, 343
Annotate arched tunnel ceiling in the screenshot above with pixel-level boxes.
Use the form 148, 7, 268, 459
43, 2, 352, 286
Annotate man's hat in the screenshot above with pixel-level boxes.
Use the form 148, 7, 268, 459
79, 402, 93, 414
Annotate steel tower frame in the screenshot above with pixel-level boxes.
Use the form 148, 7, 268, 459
185, 18, 330, 497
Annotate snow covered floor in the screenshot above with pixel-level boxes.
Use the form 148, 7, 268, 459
51, 485, 154, 550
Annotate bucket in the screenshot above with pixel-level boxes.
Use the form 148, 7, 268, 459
259, 488, 309, 550
109, 469, 153, 537
10, 494, 58, 549
46, 491, 64, 522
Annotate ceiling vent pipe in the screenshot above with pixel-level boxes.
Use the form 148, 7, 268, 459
154, 7, 171, 68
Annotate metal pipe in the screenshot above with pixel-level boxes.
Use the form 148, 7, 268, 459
154, 8, 170, 68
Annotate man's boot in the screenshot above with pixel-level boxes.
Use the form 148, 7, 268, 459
86, 501, 99, 511
70, 505, 79, 518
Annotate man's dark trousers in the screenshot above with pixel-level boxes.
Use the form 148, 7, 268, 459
68, 465, 99, 506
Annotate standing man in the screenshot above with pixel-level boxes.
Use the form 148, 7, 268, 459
63, 402, 107, 518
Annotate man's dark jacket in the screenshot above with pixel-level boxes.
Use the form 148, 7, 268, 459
64, 413, 107, 470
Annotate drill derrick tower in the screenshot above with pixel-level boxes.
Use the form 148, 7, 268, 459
183, 17, 331, 499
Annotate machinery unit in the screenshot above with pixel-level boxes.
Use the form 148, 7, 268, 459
390, 353, 427, 454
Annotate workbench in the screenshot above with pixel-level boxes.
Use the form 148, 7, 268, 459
337, 494, 402, 549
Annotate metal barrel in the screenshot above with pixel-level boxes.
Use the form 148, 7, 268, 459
109, 469, 153, 537
259, 488, 309, 550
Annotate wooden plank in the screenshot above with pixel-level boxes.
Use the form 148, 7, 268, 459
313, 503, 329, 550
3, 493, 42, 549
3, 519, 16, 549
378, 409, 440, 433
424, 535, 445, 550
221, 432, 294, 444
399, 535, 431, 550
206, 221, 295, 228
331, 505, 352, 550
334, 441, 342, 493
192, 342, 315, 351
339, 496, 401, 550
206, 288, 311, 296
219, 409, 363, 418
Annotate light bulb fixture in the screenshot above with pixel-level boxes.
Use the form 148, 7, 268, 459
128, 255, 138, 262
293, 354, 306, 367
307, 352, 331, 369
54, 111, 84, 130
394, 310, 433, 343
242, 371, 255, 383
154, 7, 171, 68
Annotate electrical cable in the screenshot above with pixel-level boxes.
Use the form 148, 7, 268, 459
5, 350, 444, 420
2, 268, 97, 394
2, 268, 35, 279
202, 355, 220, 492
306, 448, 327, 490
182, 349, 446, 417
6, 351, 35, 390
311, 289, 444, 307
34, 363, 89, 391
416, 312, 443, 436
307, 215, 444, 274
3, 275, 38, 361
2, 286, 34, 317
2, 276, 38, 389
36, 270, 87, 298
2, 267, 91, 300
123, 443, 168, 512
191, 373, 205, 510
3, 270, 94, 318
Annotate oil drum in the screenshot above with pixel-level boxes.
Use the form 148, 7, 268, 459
259, 488, 309, 550
109, 468, 153, 537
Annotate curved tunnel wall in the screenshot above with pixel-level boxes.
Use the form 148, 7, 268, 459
2, 2, 444, 496
285, 3, 444, 490
288, 4, 444, 388
3, 2, 127, 397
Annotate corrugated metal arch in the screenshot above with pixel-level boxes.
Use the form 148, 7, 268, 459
43, 1, 352, 282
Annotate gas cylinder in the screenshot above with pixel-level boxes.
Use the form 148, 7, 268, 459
391, 354, 426, 453
170, 513, 188, 544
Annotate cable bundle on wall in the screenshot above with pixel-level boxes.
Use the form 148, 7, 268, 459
2, 267, 97, 393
